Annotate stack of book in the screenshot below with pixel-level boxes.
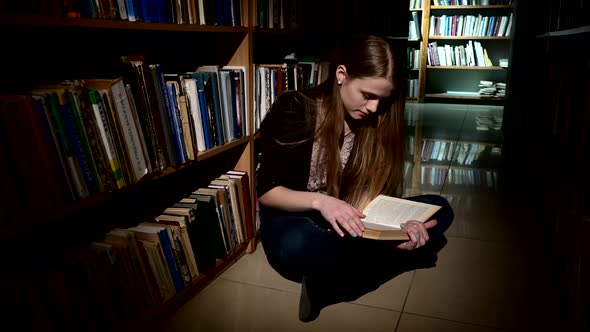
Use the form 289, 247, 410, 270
478, 80, 506, 97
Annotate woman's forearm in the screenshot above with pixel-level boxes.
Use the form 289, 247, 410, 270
258, 186, 325, 212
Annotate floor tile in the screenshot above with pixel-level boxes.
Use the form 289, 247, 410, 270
158, 278, 401, 332
351, 270, 414, 311
157, 278, 301, 332
396, 313, 507, 332
220, 243, 301, 294
223, 242, 415, 313
442, 190, 519, 243
403, 236, 546, 329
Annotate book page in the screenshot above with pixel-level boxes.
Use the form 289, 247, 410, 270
362, 195, 440, 230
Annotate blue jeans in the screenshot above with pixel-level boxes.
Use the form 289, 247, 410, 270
260, 194, 454, 301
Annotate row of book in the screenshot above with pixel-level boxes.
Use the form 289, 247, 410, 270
429, 13, 513, 37
410, 0, 424, 10
419, 166, 498, 189
432, 0, 512, 5
409, 0, 425, 10
409, 11, 422, 40
420, 139, 502, 167
407, 47, 421, 70
256, 0, 300, 29
427, 40, 493, 67
0, 57, 248, 211
254, 60, 330, 130
6, 169, 253, 331
6, 0, 243, 26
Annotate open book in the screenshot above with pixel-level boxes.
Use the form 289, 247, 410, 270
361, 195, 441, 240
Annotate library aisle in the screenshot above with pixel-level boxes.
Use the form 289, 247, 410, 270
153, 103, 558, 332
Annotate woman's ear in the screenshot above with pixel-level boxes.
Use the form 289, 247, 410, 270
336, 65, 347, 85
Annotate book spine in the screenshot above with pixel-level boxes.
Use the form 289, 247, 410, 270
164, 83, 187, 164
111, 80, 148, 181
157, 229, 185, 292
76, 86, 119, 193
89, 89, 125, 189
59, 91, 98, 194
150, 64, 176, 166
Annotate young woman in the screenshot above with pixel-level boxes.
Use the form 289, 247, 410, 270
256, 34, 454, 322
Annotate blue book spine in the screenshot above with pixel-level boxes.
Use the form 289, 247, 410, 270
155, 0, 172, 23
192, 73, 212, 149
133, 0, 144, 21
157, 229, 185, 292
206, 72, 225, 147
125, 0, 137, 21
216, 0, 226, 26
487, 16, 496, 36
79, 0, 95, 18
165, 84, 186, 164
58, 97, 96, 193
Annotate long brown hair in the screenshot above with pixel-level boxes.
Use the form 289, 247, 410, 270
302, 34, 406, 210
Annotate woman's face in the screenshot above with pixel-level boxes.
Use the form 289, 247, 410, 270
339, 76, 394, 120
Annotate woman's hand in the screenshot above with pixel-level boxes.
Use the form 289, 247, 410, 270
314, 194, 365, 237
396, 219, 438, 250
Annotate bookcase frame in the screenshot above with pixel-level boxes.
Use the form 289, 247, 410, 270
409, 1, 513, 103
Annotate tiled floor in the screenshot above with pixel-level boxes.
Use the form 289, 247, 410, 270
156, 103, 558, 331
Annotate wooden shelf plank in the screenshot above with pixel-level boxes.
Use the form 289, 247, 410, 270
0, 13, 249, 33
196, 136, 250, 161
425, 93, 504, 101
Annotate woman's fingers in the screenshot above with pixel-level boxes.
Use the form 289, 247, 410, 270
328, 218, 345, 237
319, 196, 365, 237
402, 221, 430, 248
423, 219, 438, 229
334, 215, 364, 237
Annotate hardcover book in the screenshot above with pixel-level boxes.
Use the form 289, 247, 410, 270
361, 195, 441, 240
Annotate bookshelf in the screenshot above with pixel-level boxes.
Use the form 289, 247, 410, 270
0, 1, 258, 331
407, 1, 513, 103
402, 1, 512, 195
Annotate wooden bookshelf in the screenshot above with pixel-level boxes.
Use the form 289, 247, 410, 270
0, 1, 260, 331
407, 1, 513, 102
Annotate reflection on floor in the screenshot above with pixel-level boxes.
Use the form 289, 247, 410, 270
154, 103, 557, 332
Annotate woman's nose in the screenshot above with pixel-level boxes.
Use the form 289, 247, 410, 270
366, 99, 379, 113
